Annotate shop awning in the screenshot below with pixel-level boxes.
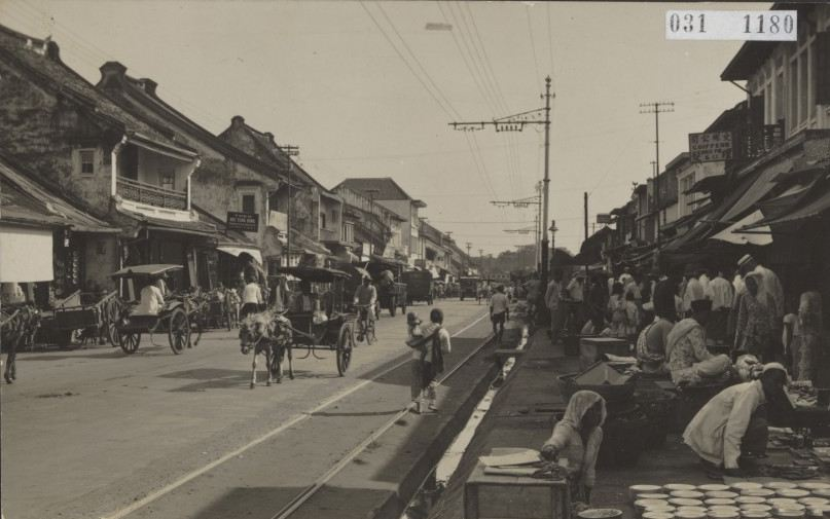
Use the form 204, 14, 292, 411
0, 226, 54, 282
710, 210, 772, 246
114, 209, 218, 238
285, 229, 331, 256
217, 246, 263, 264
743, 187, 830, 230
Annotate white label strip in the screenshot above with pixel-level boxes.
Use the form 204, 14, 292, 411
666, 10, 797, 41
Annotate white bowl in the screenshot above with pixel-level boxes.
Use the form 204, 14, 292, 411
672, 491, 705, 500
708, 492, 741, 499
732, 483, 764, 492
766, 482, 799, 491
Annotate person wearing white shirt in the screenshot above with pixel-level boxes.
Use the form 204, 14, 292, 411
134, 277, 166, 316
490, 285, 510, 342
682, 271, 704, 316
241, 278, 263, 319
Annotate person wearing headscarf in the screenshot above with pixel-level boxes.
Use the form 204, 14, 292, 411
683, 363, 792, 477
636, 279, 678, 375
791, 291, 824, 385
734, 272, 774, 360
666, 299, 731, 386
541, 390, 606, 507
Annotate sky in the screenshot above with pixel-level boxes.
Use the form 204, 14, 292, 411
0, 0, 765, 256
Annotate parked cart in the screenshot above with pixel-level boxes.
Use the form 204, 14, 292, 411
38, 290, 121, 349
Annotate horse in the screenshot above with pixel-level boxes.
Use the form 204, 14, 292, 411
1, 305, 41, 384
238, 310, 294, 389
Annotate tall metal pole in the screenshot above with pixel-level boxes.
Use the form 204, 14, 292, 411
540, 76, 552, 297
654, 108, 660, 248
584, 192, 590, 280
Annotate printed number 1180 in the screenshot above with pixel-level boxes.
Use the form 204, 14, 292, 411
666, 11, 797, 41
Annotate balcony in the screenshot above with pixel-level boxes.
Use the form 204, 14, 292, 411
117, 177, 187, 210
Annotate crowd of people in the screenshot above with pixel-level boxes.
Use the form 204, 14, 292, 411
536, 254, 826, 389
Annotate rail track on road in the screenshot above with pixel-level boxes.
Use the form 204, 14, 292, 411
102, 308, 493, 519
269, 314, 496, 519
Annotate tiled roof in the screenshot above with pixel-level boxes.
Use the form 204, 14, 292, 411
0, 151, 115, 232
219, 119, 325, 192
335, 178, 420, 203
0, 24, 188, 152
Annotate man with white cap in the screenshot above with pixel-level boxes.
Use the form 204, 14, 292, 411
683, 363, 792, 477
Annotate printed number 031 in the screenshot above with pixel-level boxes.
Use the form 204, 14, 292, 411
668, 13, 706, 33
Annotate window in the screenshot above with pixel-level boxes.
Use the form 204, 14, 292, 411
320, 212, 327, 229
799, 52, 809, 123
79, 149, 95, 175
241, 194, 256, 214
161, 168, 175, 191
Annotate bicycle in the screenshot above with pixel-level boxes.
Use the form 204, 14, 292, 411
354, 303, 376, 345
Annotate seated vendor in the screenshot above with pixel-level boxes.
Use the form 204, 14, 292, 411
636, 283, 677, 375
541, 390, 606, 508
133, 276, 166, 316
666, 299, 731, 386
683, 363, 792, 477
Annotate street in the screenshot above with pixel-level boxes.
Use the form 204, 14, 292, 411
1, 299, 491, 519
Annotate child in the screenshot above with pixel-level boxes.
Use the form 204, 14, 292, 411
406, 312, 427, 413
417, 309, 452, 413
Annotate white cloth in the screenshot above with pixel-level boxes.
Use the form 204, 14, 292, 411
699, 274, 711, 294
706, 276, 734, 311
134, 285, 164, 315
683, 278, 705, 312
733, 274, 745, 297
619, 273, 633, 287
755, 265, 784, 321
242, 283, 263, 305
490, 293, 509, 314
683, 381, 766, 470
566, 278, 584, 302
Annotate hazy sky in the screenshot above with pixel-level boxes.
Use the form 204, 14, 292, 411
0, 1, 764, 255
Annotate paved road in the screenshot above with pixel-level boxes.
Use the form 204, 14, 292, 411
1, 299, 490, 519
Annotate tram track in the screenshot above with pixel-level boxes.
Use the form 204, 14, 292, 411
269, 314, 497, 519
99, 308, 492, 519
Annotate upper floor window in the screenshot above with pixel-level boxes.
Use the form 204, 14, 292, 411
320, 212, 327, 229
161, 168, 176, 191
241, 194, 256, 214
79, 149, 95, 175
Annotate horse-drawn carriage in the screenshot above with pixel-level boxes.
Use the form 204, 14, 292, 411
239, 266, 358, 388
38, 290, 121, 349
110, 264, 195, 355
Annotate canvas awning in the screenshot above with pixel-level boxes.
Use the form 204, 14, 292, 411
217, 246, 263, 264
710, 210, 772, 246
0, 225, 54, 282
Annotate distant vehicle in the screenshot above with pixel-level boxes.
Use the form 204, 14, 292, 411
459, 276, 481, 301
364, 256, 407, 317
403, 270, 434, 306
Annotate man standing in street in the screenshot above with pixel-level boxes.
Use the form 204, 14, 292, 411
565, 273, 586, 331
490, 285, 510, 343
545, 270, 563, 343
737, 254, 785, 361
706, 269, 734, 344
682, 267, 705, 318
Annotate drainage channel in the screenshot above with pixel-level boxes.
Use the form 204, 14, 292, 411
400, 323, 530, 519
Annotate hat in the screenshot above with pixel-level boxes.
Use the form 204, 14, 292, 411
738, 254, 754, 266
690, 299, 712, 313
406, 312, 421, 326
762, 362, 787, 375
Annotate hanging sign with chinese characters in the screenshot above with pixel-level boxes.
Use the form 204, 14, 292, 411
689, 131, 733, 163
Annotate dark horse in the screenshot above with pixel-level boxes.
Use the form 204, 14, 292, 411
2, 305, 41, 384
239, 310, 294, 389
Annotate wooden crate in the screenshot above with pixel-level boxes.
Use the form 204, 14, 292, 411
579, 337, 631, 370
465, 462, 570, 519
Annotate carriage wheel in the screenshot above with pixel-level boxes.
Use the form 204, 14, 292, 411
106, 320, 118, 347
168, 309, 191, 355
336, 323, 353, 376
118, 332, 141, 354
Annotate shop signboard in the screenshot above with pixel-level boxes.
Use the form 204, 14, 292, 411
227, 212, 259, 233
689, 131, 733, 162
597, 213, 612, 224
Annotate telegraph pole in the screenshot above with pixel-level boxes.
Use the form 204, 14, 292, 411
639, 102, 673, 250
279, 145, 300, 267
450, 77, 554, 318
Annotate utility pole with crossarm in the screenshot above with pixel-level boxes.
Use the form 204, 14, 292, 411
451, 78, 554, 322
639, 101, 673, 251
278, 145, 300, 267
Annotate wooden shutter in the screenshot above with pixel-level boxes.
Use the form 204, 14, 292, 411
816, 32, 830, 105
